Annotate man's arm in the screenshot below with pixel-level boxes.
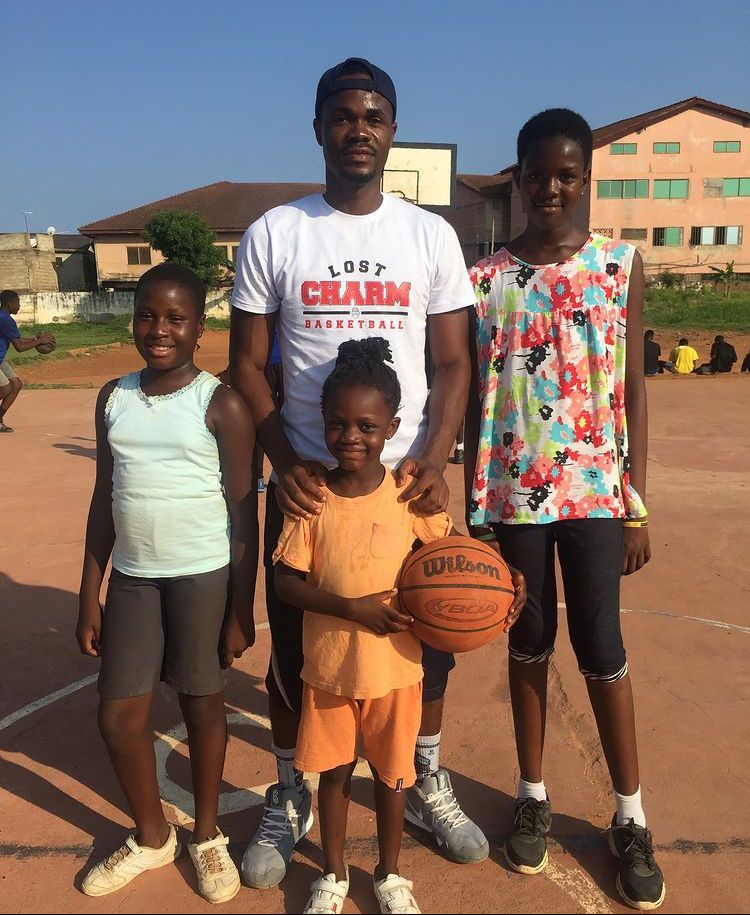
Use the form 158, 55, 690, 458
396, 308, 471, 514
229, 308, 326, 519
11, 331, 55, 353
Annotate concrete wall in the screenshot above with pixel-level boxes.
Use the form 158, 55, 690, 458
16, 288, 232, 324
0, 233, 59, 292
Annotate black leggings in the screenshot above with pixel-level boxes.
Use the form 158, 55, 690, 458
493, 519, 627, 681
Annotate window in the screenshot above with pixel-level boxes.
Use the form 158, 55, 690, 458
55, 256, 63, 267
652, 227, 683, 247
214, 244, 229, 260
722, 178, 750, 196
689, 225, 742, 246
231, 245, 241, 263
621, 228, 648, 241
592, 227, 614, 238
597, 179, 649, 199
714, 140, 741, 153
610, 142, 637, 155
653, 142, 680, 154
653, 179, 689, 199
126, 246, 151, 265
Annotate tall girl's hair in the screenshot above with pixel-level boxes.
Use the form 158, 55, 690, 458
134, 263, 206, 316
321, 337, 401, 416
517, 108, 593, 168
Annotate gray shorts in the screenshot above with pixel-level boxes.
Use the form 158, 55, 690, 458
0, 359, 18, 387
98, 565, 230, 699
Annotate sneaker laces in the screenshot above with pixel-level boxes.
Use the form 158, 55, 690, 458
196, 843, 229, 877
514, 798, 547, 835
256, 802, 295, 848
102, 839, 135, 871
423, 784, 468, 830
621, 823, 657, 869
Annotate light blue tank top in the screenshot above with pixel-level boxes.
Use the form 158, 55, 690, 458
105, 370, 230, 577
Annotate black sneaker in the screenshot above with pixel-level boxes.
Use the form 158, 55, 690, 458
608, 816, 665, 910
504, 797, 551, 874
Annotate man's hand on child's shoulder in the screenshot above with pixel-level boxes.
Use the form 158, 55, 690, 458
395, 458, 449, 516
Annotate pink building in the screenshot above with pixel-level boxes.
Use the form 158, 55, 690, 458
447, 97, 750, 279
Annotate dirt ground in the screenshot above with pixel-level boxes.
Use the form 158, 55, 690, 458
16, 329, 750, 390
1, 333, 749, 914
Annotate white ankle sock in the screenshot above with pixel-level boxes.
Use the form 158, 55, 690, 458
518, 777, 547, 802
615, 787, 646, 828
415, 732, 441, 780
272, 743, 303, 788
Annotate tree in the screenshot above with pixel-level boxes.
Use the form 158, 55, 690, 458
143, 209, 231, 287
708, 260, 735, 298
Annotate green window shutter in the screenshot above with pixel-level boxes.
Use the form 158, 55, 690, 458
664, 227, 682, 246
636, 179, 649, 198
672, 180, 689, 198
723, 178, 739, 196
739, 178, 750, 196
727, 141, 741, 153
623, 180, 635, 198
597, 181, 611, 198
654, 180, 669, 199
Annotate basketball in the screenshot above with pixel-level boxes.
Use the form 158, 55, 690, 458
36, 339, 56, 355
398, 535, 514, 653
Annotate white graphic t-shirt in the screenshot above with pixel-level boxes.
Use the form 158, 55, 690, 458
232, 193, 475, 467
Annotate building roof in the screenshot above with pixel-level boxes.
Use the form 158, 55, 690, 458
458, 171, 512, 197
53, 234, 92, 251
79, 181, 324, 235
592, 96, 750, 148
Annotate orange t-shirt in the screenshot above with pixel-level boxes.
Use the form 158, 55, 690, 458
272, 470, 452, 699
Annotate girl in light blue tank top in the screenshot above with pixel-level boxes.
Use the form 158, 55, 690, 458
76, 264, 257, 903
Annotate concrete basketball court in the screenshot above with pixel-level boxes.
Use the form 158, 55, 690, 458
1, 335, 749, 914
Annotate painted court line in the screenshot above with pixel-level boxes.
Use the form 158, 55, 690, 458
0, 621, 271, 732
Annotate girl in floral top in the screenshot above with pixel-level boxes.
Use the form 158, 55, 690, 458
464, 109, 665, 911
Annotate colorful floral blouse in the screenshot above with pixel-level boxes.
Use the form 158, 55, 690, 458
469, 234, 646, 526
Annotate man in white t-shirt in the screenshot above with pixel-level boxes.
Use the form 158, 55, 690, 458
230, 57, 487, 889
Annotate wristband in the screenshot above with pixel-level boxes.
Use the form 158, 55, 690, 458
623, 519, 648, 528
475, 530, 497, 542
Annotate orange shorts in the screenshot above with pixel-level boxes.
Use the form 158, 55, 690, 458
295, 681, 422, 790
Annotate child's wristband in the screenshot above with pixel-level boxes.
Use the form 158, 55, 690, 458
473, 529, 497, 542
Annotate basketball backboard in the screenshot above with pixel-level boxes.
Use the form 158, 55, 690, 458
382, 142, 456, 208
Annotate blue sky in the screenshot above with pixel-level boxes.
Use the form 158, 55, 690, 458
1, 0, 749, 233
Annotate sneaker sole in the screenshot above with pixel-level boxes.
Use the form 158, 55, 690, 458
404, 808, 489, 864
242, 810, 315, 889
503, 844, 548, 875
608, 829, 665, 911
81, 842, 182, 896
615, 873, 666, 911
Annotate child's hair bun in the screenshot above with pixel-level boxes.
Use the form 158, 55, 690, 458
336, 337, 394, 369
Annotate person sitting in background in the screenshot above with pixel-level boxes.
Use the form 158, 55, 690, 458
669, 338, 700, 374
742, 351, 750, 373
643, 330, 674, 376
709, 335, 737, 374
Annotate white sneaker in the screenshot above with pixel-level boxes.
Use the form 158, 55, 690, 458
373, 873, 421, 914
81, 824, 181, 896
188, 828, 241, 904
303, 867, 349, 914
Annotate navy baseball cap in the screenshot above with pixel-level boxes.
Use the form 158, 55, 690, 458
315, 57, 397, 121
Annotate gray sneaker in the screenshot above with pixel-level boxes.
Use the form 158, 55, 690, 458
405, 769, 489, 864
241, 781, 313, 889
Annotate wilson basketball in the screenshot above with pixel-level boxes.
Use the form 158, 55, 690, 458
398, 535, 514, 653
